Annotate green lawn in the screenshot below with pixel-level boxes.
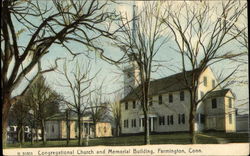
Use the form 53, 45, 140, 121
5, 132, 249, 148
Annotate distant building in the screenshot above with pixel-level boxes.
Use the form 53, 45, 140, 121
236, 114, 249, 132
45, 113, 112, 140
121, 64, 236, 134
7, 126, 41, 143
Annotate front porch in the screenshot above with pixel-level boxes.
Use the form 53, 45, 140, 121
138, 114, 158, 133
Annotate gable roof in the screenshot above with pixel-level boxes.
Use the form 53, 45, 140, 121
121, 69, 201, 102
47, 112, 77, 121
206, 89, 234, 98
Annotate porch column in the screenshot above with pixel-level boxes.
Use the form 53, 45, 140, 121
140, 118, 142, 130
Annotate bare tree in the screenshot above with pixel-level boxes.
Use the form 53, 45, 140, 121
88, 85, 109, 138
8, 99, 30, 146
24, 75, 61, 145
65, 108, 70, 146
113, 1, 169, 145
1, 0, 118, 146
162, 0, 247, 143
109, 94, 122, 137
57, 60, 98, 146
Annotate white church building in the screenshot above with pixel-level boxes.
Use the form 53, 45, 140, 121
120, 63, 236, 134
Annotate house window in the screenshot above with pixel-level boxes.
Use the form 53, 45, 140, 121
200, 114, 205, 124
149, 97, 153, 106
169, 94, 173, 103
182, 114, 185, 124
170, 115, 174, 125
104, 127, 106, 133
125, 102, 128, 110
52, 125, 54, 133
180, 91, 184, 101
133, 119, 136, 127
124, 119, 129, 128
159, 95, 162, 105
178, 114, 185, 124
212, 79, 216, 88
229, 98, 232, 108
133, 101, 136, 109
167, 116, 170, 125
204, 77, 207, 87
212, 98, 217, 109
229, 114, 232, 124
159, 116, 165, 125
131, 119, 136, 127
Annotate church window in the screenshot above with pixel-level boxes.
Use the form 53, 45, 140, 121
133, 101, 136, 109
212, 98, 217, 109
125, 102, 128, 110
204, 77, 207, 87
169, 94, 173, 103
229, 114, 232, 124
159, 95, 162, 105
180, 91, 184, 101
229, 98, 232, 108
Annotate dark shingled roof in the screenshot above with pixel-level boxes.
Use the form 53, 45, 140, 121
47, 113, 77, 121
206, 89, 233, 98
121, 70, 198, 102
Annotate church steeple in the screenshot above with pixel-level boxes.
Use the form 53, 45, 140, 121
123, 1, 140, 97
132, 0, 136, 41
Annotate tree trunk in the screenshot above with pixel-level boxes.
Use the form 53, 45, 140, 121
31, 127, 34, 145
66, 111, 70, 146
77, 115, 82, 146
189, 110, 196, 144
85, 123, 89, 146
93, 121, 96, 138
115, 122, 120, 137
41, 119, 46, 145
2, 94, 12, 147
189, 91, 197, 144
17, 126, 24, 147
21, 126, 24, 144
118, 124, 121, 137
144, 112, 150, 145
35, 128, 39, 142
117, 119, 121, 137
18, 127, 22, 147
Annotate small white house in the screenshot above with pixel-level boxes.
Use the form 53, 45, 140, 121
45, 113, 112, 140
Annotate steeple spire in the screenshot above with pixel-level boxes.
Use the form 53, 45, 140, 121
132, 0, 136, 42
